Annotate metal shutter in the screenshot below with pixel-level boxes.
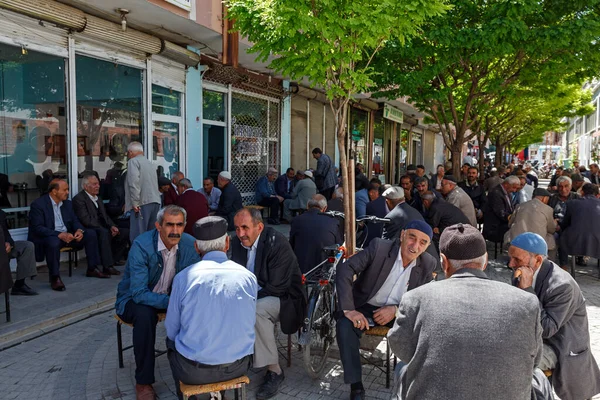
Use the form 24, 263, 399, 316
0, 8, 68, 56
151, 56, 186, 93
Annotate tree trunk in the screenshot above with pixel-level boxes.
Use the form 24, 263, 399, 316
478, 139, 486, 178
451, 148, 462, 178
495, 136, 502, 167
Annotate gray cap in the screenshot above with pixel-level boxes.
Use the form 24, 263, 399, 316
219, 171, 232, 180
382, 186, 405, 200
267, 167, 278, 175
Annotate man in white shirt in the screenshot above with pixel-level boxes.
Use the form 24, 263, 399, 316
335, 220, 438, 400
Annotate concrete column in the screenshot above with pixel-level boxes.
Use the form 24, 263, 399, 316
281, 81, 292, 170
186, 46, 203, 188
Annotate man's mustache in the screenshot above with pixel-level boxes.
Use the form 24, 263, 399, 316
240, 236, 249, 241
168, 234, 181, 238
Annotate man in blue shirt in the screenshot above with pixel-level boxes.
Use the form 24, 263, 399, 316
255, 168, 283, 225
198, 177, 222, 212
166, 216, 257, 400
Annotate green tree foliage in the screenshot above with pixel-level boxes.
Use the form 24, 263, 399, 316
226, 0, 448, 251
374, 0, 600, 176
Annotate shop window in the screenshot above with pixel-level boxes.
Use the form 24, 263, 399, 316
203, 90, 225, 122
0, 43, 67, 227
350, 107, 369, 167
75, 55, 143, 214
202, 88, 227, 183
152, 85, 182, 179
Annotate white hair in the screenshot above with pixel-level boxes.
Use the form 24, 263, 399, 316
447, 253, 488, 270
504, 176, 520, 185
556, 176, 572, 186
127, 141, 144, 153
178, 178, 193, 189
196, 234, 228, 254
334, 187, 344, 199
157, 205, 187, 225
81, 174, 98, 189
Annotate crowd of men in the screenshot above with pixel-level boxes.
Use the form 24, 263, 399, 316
3, 144, 600, 400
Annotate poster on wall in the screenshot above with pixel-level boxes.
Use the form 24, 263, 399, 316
165, 0, 191, 11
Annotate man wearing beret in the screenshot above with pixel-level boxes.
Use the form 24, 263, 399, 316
165, 216, 258, 400
509, 232, 600, 400
336, 220, 437, 400
231, 207, 306, 400
115, 205, 201, 400
216, 171, 243, 231
389, 225, 551, 400
439, 175, 477, 227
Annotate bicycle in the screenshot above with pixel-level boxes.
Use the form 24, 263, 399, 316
299, 211, 390, 378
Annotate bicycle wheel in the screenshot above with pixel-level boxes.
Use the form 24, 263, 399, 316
302, 284, 335, 378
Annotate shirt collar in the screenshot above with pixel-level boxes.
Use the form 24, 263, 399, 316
241, 233, 261, 251
398, 251, 417, 270
202, 251, 229, 263
157, 234, 178, 253
532, 266, 541, 288
183, 188, 194, 194
85, 191, 98, 202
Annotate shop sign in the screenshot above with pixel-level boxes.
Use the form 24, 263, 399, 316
383, 104, 403, 124
374, 138, 383, 145
351, 129, 362, 141
165, 0, 191, 11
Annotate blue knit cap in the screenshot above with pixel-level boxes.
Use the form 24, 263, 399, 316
404, 220, 433, 240
510, 232, 548, 256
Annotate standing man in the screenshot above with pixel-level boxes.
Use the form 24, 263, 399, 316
373, 152, 382, 174
198, 177, 222, 212
509, 233, 600, 400
336, 221, 437, 400
29, 179, 108, 291
389, 225, 550, 400
163, 171, 184, 206
115, 205, 200, 400
483, 176, 520, 247
256, 168, 283, 225
231, 208, 306, 400
125, 141, 161, 242
73, 174, 128, 275
439, 175, 477, 227
166, 216, 257, 400
1, 210, 37, 295
175, 178, 209, 235
312, 147, 337, 200
216, 171, 243, 231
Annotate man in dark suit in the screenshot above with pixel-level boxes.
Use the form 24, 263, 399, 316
390, 226, 551, 400
327, 187, 344, 213
289, 194, 343, 273
0, 210, 37, 295
73, 174, 128, 276
175, 178, 209, 235
381, 187, 423, 241
216, 171, 243, 231
421, 191, 470, 239
458, 166, 486, 222
363, 184, 391, 246
163, 171, 183, 206
274, 168, 296, 200
231, 208, 305, 400
510, 233, 600, 400
483, 176, 520, 245
28, 179, 107, 291
336, 220, 437, 400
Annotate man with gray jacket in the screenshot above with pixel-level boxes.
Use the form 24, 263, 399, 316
125, 142, 161, 241
389, 225, 552, 400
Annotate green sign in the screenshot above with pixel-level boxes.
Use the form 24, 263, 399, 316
351, 129, 361, 141
383, 104, 403, 124
374, 138, 383, 145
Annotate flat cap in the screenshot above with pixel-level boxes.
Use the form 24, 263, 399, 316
442, 174, 457, 183
219, 171, 232, 180
382, 186, 405, 200
571, 173, 584, 182
533, 188, 551, 197
404, 220, 433, 239
267, 167, 278, 175
440, 223, 487, 260
510, 232, 548, 256
407, 164, 417, 171
158, 176, 171, 187
193, 216, 228, 241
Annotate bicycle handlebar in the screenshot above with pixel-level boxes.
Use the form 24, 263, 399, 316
319, 211, 390, 224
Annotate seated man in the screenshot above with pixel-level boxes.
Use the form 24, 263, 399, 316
283, 170, 317, 222
327, 187, 345, 213
413, 176, 441, 216
174, 178, 209, 235
509, 233, 600, 400
231, 208, 305, 400
216, 171, 243, 231
256, 168, 283, 225
483, 176, 520, 245
336, 220, 437, 400
166, 216, 257, 400
389, 225, 551, 400
439, 175, 477, 227
381, 187, 423, 241
421, 191, 470, 239
163, 171, 184, 206
289, 194, 343, 273
28, 179, 108, 291
274, 168, 296, 200
73, 174, 129, 275
458, 166, 486, 222
198, 177, 222, 212
0, 210, 37, 295
115, 205, 200, 400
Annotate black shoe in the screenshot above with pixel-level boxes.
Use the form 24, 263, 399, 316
256, 370, 285, 400
349, 389, 365, 400
576, 256, 587, 266
11, 283, 38, 296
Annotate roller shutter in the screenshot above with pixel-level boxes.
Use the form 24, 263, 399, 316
151, 56, 186, 93
0, 8, 68, 55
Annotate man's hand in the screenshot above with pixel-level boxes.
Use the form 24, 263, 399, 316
276, 195, 284, 203
514, 266, 534, 289
132, 206, 140, 213
111, 226, 119, 237
73, 230, 84, 242
4, 242, 11, 254
58, 232, 74, 243
344, 310, 370, 331
373, 305, 397, 326
433, 227, 440, 235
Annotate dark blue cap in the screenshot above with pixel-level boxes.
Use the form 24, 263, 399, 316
404, 220, 433, 239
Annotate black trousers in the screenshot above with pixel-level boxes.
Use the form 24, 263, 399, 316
167, 338, 252, 400
258, 197, 280, 221
42, 230, 101, 277
320, 187, 335, 201
88, 226, 129, 268
118, 301, 165, 385
336, 303, 394, 384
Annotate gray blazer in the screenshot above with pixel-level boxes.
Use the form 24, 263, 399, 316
445, 186, 477, 227
336, 238, 436, 311
388, 268, 543, 400
286, 178, 317, 210
125, 155, 161, 210
532, 260, 600, 400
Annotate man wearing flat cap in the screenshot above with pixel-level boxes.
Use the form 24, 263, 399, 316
509, 232, 600, 400
389, 225, 552, 400
216, 171, 243, 231
165, 216, 258, 400
439, 175, 477, 227
336, 220, 437, 400
505, 188, 557, 259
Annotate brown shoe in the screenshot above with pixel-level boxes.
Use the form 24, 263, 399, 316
103, 266, 121, 275
135, 384, 156, 400
50, 277, 66, 291
86, 268, 110, 279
